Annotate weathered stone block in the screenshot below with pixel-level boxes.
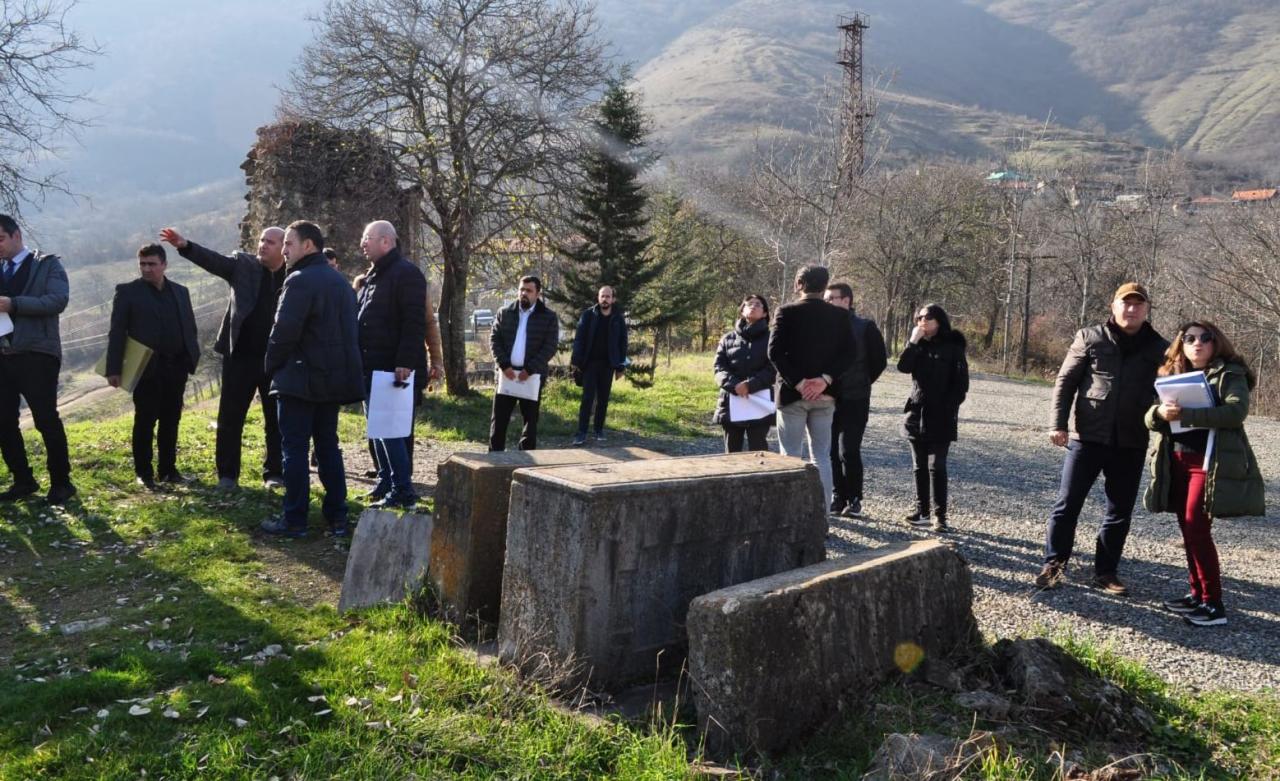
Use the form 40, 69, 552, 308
339, 509, 433, 613
430, 447, 662, 625
498, 452, 827, 691
687, 540, 976, 756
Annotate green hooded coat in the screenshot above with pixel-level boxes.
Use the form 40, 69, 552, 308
1143, 360, 1265, 518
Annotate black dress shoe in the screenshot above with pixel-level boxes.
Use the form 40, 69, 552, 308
136, 476, 158, 491
0, 482, 40, 502
46, 483, 78, 506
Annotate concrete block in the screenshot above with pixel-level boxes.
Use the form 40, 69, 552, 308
687, 540, 976, 756
338, 509, 434, 613
430, 447, 663, 625
498, 451, 827, 691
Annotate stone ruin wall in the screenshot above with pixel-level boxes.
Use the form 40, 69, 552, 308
239, 119, 423, 280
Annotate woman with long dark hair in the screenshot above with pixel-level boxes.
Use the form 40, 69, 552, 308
1144, 321, 1264, 627
713, 294, 777, 452
898, 303, 968, 532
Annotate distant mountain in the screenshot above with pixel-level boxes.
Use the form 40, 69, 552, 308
627, 0, 1280, 172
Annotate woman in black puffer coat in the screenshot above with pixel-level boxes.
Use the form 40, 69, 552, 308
713, 294, 777, 452
898, 303, 969, 532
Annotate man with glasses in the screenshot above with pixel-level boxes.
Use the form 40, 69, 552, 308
768, 266, 855, 509
105, 244, 200, 490
823, 282, 887, 517
1037, 282, 1168, 594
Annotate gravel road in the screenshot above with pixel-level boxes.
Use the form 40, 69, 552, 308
383, 370, 1280, 694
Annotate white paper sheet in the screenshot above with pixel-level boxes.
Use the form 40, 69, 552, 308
0, 312, 11, 338
728, 389, 776, 422
1154, 371, 1215, 434
497, 371, 541, 401
367, 370, 415, 439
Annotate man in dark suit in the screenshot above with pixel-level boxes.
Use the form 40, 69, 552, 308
159, 224, 287, 491
767, 265, 855, 508
261, 221, 364, 538
0, 214, 75, 505
106, 244, 200, 489
489, 276, 559, 451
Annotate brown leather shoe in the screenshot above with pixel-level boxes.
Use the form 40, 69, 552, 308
1034, 561, 1064, 588
1091, 573, 1129, 596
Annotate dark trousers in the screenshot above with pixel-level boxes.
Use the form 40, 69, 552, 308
831, 396, 871, 503
723, 422, 771, 452
1170, 450, 1221, 604
576, 361, 615, 436
0, 352, 72, 487
1044, 439, 1144, 575
217, 353, 282, 481
909, 439, 950, 518
277, 395, 347, 529
131, 358, 188, 479
489, 379, 541, 451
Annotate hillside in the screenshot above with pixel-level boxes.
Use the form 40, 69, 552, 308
630, 0, 1280, 172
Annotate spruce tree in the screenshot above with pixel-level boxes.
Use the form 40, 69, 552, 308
552, 73, 659, 324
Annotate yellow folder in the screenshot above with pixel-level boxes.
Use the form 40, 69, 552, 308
94, 336, 154, 393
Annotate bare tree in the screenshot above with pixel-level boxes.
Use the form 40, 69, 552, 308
0, 0, 98, 215
284, 0, 607, 395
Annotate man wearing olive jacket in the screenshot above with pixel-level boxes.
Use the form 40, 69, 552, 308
1037, 282, 1168, 595
260, 221, 364, 538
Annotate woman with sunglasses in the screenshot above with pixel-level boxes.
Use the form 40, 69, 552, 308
1144, 322, 1264, 627
713, 295, 777, 452
898, 303, 969, 532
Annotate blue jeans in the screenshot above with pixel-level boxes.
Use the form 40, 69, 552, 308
277, 395, 347, 530
1044, 439, 1145, 575
364, 376, 416, 499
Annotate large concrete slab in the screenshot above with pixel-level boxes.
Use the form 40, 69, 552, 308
498, 451, 827, 691
686, 540, 977, 756
339, 509, 434, 613
430, 447, 663, 625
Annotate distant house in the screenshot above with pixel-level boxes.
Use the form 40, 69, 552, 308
1231, 188, 1279, 204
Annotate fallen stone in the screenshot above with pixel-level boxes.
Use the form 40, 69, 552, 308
499, 451, 826, 691
862, 732, 1000, 781
338, 509, 433, 613
60, 616, 112, 635
953, 690, 1012, 721
430, 447, 662, 625
687, 540, 976, 756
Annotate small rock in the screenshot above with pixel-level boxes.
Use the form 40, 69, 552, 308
60, 616, 112, 635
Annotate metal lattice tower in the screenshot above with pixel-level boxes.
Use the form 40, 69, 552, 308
837, 13, 872, 186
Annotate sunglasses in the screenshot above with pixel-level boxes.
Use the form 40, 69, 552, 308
1182, 332, 1214, 345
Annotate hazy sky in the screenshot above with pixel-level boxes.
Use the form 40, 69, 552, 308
50, 0, 321, 199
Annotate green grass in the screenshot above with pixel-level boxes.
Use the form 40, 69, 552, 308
3, 355, 1278, 779
0, 405, 703, 779
416, 352, 720, 443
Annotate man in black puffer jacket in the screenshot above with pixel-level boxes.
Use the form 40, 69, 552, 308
356, 220, 426, 509
1037, 282, 1168, 595
261, 221, 364, 538
489, 276, 559, 451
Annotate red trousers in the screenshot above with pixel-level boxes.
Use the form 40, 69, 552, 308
1169, 450, 1221, 604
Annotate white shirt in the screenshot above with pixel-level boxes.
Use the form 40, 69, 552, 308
509, 304, 534, 368
4, 248, 30, 275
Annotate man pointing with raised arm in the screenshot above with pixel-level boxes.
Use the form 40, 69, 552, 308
160, 225, 287, 491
